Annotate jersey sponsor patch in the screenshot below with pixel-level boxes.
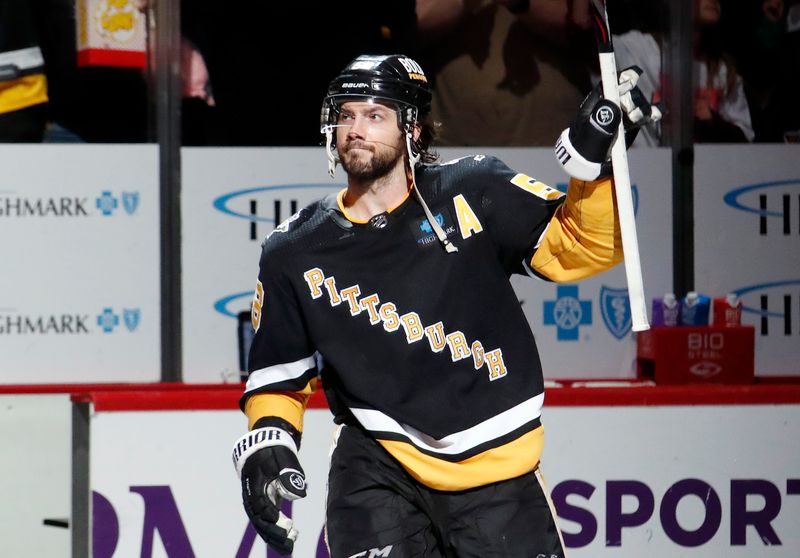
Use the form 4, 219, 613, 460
408, 206, 458, 247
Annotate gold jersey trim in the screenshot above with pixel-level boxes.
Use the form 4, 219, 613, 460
244, 378, 317, 432
377, 426, 544, 491
530, 176, 622, 282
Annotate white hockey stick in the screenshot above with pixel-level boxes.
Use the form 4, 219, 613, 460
590, 0, 650, 331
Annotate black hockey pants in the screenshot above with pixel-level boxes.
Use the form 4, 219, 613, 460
325, 424, 566, 558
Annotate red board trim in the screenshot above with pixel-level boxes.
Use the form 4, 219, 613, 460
2, 380, 800, 412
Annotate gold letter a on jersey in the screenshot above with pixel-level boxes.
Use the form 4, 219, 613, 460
453, 194, 483, 239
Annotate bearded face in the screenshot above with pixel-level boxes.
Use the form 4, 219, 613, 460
339, 138, 404, 181
336, 101, 406, 181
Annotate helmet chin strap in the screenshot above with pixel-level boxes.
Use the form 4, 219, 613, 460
405, 130, 458, 254
324, 127, 337, 178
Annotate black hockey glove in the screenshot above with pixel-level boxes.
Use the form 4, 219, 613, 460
232, 422, 307, 555
555, 66, 662, 181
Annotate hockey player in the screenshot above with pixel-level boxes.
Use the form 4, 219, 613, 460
231, 54, 658, 557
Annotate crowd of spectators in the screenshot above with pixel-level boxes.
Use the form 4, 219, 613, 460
611, 0, 799, 144
1, 0, 797, 145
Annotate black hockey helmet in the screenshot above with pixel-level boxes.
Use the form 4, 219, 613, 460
320, 54, 432, 134
320, 55, 453, 253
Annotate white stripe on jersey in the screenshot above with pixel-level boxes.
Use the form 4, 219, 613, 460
350, 393, 544, 456
246, 354, 317, 392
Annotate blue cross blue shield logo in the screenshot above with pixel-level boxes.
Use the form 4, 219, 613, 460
123, 309, 141, 332
600, 286, 631, 340
97, 308, 119, 333
122, 192, 140, 215
96, 191, 118, 216
544, 285, 592, 341
420, 213, 445, 233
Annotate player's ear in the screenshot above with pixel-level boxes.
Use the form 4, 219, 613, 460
412, 122, 422, 143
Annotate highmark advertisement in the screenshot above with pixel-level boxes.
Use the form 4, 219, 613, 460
0, 145, 160, 383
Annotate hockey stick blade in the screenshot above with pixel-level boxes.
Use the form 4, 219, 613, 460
590, 0, 613, 52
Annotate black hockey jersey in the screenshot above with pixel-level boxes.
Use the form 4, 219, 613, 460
243, 155, 620, 490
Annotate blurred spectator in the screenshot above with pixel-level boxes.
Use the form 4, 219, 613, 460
773, 0, 800, 142
182, 0, 418, 146
35, 0, 148, 143
417, 0, 596, 146
179, 38, 220, 146
613, 0, 754, 145
693, 0, 754, 142
0, 0, 49, 142
5, 0, 419, 146
725, 0, 800, 142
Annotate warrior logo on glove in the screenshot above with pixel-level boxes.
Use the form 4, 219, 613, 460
287, 470, 306, 491
595, 105, 615, 126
